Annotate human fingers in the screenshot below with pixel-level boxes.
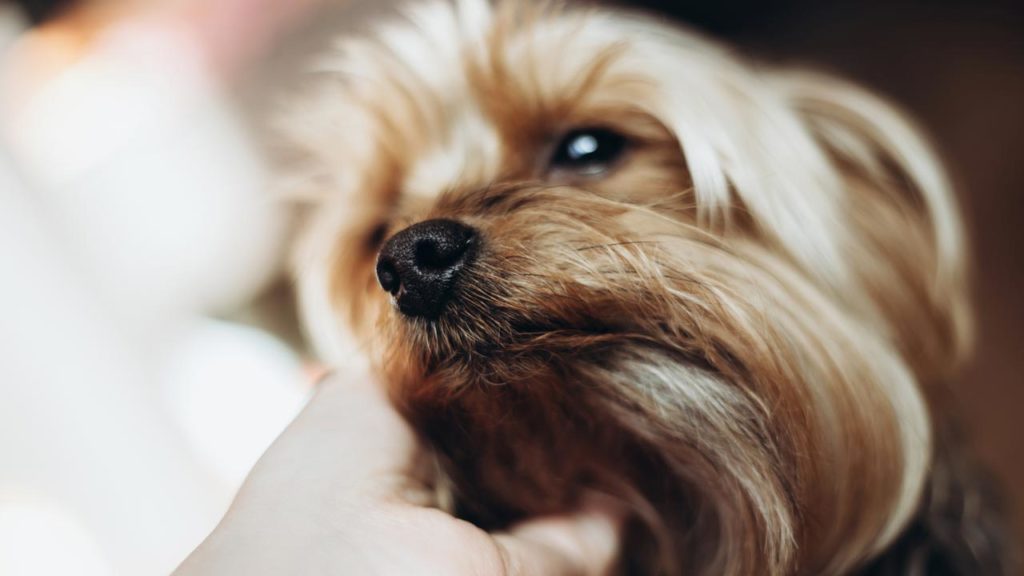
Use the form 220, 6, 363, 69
493, 495, 626, 576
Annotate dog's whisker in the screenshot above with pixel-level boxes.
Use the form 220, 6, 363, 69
575, 240, 662, 252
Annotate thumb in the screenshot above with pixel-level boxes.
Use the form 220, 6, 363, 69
493, 494, 627, 576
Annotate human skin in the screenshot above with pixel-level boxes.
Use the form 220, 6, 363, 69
173, 373, 625, 576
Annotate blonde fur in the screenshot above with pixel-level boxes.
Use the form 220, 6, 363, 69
284, 1, 972, 574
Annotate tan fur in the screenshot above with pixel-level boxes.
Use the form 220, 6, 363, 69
283, 1, 971, 574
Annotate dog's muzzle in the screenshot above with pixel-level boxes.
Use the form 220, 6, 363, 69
375, 218, 478, 319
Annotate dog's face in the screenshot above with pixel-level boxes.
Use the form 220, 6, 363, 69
287, 1, 971, 574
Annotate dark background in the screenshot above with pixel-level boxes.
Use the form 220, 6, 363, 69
6, 0, 71, 23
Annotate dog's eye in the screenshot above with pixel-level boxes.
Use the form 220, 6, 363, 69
549, 128, 627, 175
366, 222, 389, 250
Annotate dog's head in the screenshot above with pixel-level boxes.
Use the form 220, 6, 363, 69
286, 1, 970, 573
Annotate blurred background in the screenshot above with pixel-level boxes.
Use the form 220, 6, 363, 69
0, 0, 1020, 574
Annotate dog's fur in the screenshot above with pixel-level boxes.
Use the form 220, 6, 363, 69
282, 1, 1011, 573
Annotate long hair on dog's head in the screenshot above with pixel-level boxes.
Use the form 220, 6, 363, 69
284, 1, 974, 573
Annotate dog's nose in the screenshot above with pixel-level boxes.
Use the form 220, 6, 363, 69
375, 218, 478, 318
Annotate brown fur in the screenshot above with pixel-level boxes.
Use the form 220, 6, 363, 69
283, 1, 1012, 573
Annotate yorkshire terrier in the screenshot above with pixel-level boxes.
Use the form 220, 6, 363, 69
283, 0, 1012, 573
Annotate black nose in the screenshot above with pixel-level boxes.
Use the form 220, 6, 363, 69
375, 219, 478, 319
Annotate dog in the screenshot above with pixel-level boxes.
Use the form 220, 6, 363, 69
282, 1, 1012, 573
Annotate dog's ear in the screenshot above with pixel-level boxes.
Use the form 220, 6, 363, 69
775, 71, 963, 273
774, 71, 972, 378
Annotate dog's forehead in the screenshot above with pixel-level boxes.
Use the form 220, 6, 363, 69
401, 97, 504, 202
355, 0, 636, 203
362, 0, 506, 202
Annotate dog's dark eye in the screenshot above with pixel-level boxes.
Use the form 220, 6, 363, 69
549, 128, 627, 175
366, 222, 389, 250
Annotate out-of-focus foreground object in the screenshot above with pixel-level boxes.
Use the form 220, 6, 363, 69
0, 0, 325, 573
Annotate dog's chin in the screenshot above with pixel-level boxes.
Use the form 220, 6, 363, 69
380, 306, 639, 499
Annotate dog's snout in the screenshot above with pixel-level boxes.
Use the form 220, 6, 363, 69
375, 219, 478, 319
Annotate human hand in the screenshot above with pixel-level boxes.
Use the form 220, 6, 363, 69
173, 373, 625, 576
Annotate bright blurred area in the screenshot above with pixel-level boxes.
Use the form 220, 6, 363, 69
0, 0, 379, 573
0, 0, 1021, 574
